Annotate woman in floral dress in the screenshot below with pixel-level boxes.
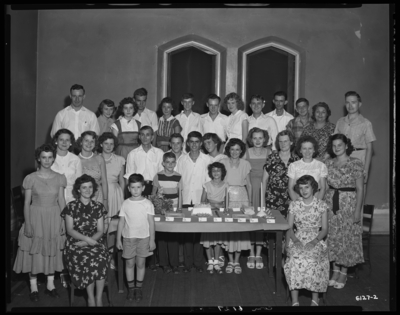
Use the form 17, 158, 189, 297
284, 175, 329, 306
61, 174, 109, 307
324, 134, 364, 289
262, 130, 299, 218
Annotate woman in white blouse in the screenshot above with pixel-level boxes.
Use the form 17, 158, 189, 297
223, 93, 249, 144
288, 135, 327, 201
51, 128, 82, 288
51, 128, 83, 204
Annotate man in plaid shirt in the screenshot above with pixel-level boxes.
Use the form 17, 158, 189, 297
285, 98, 313, 144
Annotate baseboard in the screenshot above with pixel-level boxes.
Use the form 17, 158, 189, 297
371, 208, 389, 235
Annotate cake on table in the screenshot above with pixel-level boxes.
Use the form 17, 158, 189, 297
191, 203, 213, 216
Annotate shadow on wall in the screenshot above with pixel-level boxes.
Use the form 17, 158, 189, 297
63, 95, 70, 108
44, 124, 53, 144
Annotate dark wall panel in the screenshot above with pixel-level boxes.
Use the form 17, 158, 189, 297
10, 8, 38, 188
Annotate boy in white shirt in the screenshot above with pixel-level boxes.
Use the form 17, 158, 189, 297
116, 174, 156, 302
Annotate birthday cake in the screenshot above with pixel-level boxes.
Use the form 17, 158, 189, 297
191, 203, 213, 216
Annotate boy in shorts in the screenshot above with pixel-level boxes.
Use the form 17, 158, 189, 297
116, 174, 156, 302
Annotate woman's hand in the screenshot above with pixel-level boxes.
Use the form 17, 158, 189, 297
60, 223, 65, 236
24, 223, 34, 238
149, 240, 156, 251
352, 211, 361, 224
293, 238, 303, 249
85, 237, 98, 246
304, 239, 318, 251
75, 241, 88, 247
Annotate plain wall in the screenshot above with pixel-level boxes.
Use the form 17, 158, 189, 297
9, 8, 38, 188
32, 5, 390, 207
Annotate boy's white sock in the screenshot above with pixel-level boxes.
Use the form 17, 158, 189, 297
208, 259, 214, 265
30, 278, 38, 293
47, 275, 55, 290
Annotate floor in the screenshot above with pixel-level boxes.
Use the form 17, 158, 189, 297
7, 235, 391, 311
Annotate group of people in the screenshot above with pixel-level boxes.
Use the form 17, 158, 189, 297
13, 83, 376, 306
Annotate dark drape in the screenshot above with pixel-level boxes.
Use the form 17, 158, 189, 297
246, 47, 295, 115
167, 47, 215, 116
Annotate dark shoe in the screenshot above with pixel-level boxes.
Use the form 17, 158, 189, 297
126, 288, 135, 301
149, 264, 158, 271
182, 266, 190, 273
163, 266, 172, 274
172, 266, 180, 274
196, 267, 204, 273
29, 291, 39, 302
134, 288, 143, 302
44, 288, 60, 298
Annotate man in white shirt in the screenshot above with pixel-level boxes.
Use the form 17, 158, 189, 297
265, 91, 294, 133
133, 88, 159, 145
124, 126, 164, 197
50, 84, 100, 141
176, 131, 210, 272
200, 94, 228, 150
244, 94, 279, 151
175, 93, 202, 143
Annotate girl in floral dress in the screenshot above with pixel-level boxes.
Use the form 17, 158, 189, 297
324, 134, 364, 289
284, 175, 329, 306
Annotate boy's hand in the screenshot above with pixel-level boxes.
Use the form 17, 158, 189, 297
116, 240, 123, 251
149, 240, 156, 251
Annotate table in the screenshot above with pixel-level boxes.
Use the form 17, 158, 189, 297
108, 209, 289, 296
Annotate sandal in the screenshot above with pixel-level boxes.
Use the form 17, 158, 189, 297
214, 264, 223, 274
334, 271, 347, 289
226, 262, 234, 273
329, 269, 340, 286
234, 263, 242, 274
255, 256, 264, 269
247, 256, 255, 269
311, 299, 319, 306
218, 256, 225, 268
292, 302, 299, 306
207, 262, 214, 274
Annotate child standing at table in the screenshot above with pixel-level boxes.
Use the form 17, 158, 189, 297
151, 152, 182, 274
177, 131, 211, 272
284, 175, 329, 306
200, 162, 229, 274
116, 174, 156, 302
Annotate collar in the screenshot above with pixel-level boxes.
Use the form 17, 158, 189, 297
343, 113, 365, 124
161, 115, 175, 122
120, 116, 135, 123
249, 113, 265, 120
272, 109, 290, 117
232, 110, 243, 116
137, 145, 156, 153
180, 110, 198, 117
67, 105, 87, 112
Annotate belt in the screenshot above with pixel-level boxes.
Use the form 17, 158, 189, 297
353, 148, 366, 151
329, 185, 356, 215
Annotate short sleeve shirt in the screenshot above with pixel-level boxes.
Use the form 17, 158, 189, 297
119, 198, 155, 238
334, 114, 376, 149
287, 159, 328, 188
